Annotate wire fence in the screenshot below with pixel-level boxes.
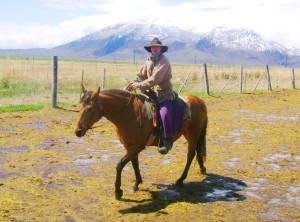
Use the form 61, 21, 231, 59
0, 56, 299, 107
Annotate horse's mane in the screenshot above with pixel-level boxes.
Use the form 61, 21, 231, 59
100, 89, 148, 103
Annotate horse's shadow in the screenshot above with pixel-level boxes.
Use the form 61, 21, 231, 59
119, 173, 247, 214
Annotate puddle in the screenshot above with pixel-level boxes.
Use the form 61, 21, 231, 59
24, 120, 48, 131
101, 154, 110, 161
109, 139, 124, 147
263, 153, 291, 161
162, 159, 172, 165
0, 146, 30, 153
0, 172, 20, 179
36, 144, 53, 149
227, 129, 259, 144
42, 169, 52, 179
288, 186, 300, 193
0, 153, 4, 165
223, 157, 241, 168
205, 188, 239, 201
259, 208, 286, 221
74, 153, 100, 166
258, 152, 299, 171
74, 158, 98, 165
254, 114, 298, 122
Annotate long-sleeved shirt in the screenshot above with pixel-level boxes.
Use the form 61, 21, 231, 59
137, 54, 174, 104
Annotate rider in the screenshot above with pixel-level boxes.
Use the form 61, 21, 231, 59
127, 37, 183, 154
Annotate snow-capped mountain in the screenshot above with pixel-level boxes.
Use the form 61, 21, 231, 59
1, 21, 300, 66
197, 26, 287, 53
57, 22, 200, 56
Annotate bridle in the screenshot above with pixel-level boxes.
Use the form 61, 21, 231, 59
80, 106, 96, 132
79, 89, 139, 132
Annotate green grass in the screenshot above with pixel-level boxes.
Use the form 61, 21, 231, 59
0, 104, 45, 112
0, 80, 40, 97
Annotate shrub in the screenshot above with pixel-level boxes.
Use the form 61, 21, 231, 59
1, 77, 10, 88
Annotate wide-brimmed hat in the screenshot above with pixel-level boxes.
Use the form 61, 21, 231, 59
144, 37, 168, 53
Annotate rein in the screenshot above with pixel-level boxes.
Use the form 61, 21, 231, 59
91, 120, 109, 129
81, 89, 142, 132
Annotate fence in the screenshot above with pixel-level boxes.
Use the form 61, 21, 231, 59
0, 56, 299, 107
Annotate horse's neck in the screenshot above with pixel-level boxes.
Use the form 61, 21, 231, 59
99, 91, 135, 125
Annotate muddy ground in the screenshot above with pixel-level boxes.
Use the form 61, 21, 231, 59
0, 89, 299, 222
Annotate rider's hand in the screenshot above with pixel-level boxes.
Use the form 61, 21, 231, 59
127, 83, 140, 91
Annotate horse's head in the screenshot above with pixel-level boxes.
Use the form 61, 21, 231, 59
75, 85, 102, 137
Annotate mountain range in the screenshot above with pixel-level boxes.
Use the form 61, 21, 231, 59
1, 22, 300, 67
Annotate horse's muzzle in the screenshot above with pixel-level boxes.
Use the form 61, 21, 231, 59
75, 128, 85, 137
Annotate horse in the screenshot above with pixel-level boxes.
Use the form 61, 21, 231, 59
75, 85, 208, 200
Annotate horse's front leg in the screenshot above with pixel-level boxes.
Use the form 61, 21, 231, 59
131, 156, 143, 191
115, 156, 130, 200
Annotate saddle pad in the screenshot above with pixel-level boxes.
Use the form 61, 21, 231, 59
178, 96, 192, 121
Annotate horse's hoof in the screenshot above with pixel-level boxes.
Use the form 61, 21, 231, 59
158, 147, 168, 155
133, 185, 139, 192
175, 180, 184, 187
201, 167, 206, 174
115, 189, 123, 200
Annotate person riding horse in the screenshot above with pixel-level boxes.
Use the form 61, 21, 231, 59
127, 37, 183, 154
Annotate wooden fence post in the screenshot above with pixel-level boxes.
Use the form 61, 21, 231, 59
239, 66, 243, 93
102, 68, 106, 89
266, 65, 272, 90
51, 56, 58, 108
292, 68, 295, 89
203, 63, 209, 95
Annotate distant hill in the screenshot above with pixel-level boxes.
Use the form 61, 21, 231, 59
1, 22, 300, 67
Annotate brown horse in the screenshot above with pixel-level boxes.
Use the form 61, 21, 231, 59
75, 86, 208, 200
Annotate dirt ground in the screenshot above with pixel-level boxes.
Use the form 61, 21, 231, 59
0, 89, 299, 222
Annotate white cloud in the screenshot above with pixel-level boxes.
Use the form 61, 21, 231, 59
0, 0, 299, 49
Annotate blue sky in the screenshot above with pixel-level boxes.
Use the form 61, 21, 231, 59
0, 0, 299, 49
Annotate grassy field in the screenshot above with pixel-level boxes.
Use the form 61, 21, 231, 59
0, 56, 299, 109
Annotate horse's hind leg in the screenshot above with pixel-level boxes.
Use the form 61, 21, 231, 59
131, 156, 143, 191
175, 149, 195, 186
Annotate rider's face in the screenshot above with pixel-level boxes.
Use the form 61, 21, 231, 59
151, 46, 162, 55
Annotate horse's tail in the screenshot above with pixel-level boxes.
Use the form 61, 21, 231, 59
196, 120, 207, 162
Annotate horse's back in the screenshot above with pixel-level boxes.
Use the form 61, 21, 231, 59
181, 94, 207, 134
180, 94, 207, 114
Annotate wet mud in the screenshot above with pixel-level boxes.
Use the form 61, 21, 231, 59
0, 89, 300, 221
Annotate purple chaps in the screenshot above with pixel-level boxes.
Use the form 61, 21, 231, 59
159, 100, 184, 139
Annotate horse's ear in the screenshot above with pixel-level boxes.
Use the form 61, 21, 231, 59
81, 84, 87, 94
91, 87, 101, 100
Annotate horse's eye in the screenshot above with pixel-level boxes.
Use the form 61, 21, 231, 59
87, 107, 92, 112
